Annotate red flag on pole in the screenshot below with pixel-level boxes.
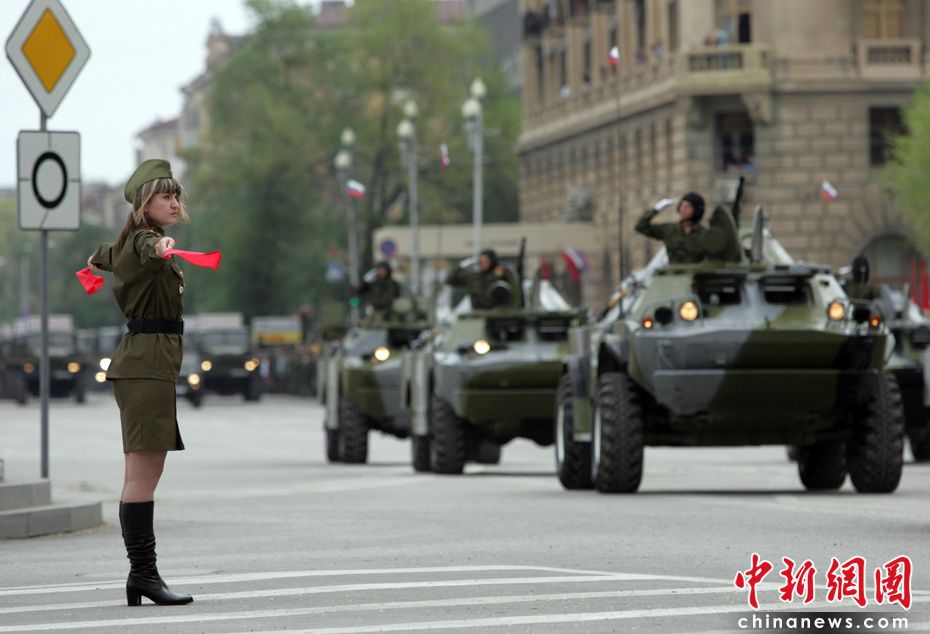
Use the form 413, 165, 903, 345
440, 143, 450, 169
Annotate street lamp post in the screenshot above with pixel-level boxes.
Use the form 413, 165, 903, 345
462, 77, 486, 259
396, 99, 420, 297
335, 127, 360, 321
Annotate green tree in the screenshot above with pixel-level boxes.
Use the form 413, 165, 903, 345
884, 86, 930, 249
187, 0, 521, 318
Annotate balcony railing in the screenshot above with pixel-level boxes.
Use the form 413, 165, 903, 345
857, 38, 922, 79
674, 44, 773, 95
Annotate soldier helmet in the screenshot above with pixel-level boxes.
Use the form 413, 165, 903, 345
852, 256, 870, 284
680, 192, 705, 223
376, 262, 393, 278
480, 249, 499, 269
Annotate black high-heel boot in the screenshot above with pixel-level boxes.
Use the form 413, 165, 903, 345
119, 501, 193, 606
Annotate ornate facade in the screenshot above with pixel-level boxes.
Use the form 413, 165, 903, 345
519, 0, 930, 305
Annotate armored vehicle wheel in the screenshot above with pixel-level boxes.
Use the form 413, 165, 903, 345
429, 395, 468, 474
847, 374, 904, 494
555, 374, 592, 490
187, 391, 204, 408
338, 396, 369, 464
908, 426, 930, 462
326, 428, 341, 462
798, 441, 847, 491
592, 372, 644, 494
244, 376, 262, 402
411, 435, 432, 472
75, 388, 86, 404
475, 440, 501, 465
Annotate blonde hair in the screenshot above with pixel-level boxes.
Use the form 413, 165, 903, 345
115, 178, 189, 249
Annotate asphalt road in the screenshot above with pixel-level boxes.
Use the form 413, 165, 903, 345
0, 392, 928, 633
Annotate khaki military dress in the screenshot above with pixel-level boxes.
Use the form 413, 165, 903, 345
91, 227, 185, 453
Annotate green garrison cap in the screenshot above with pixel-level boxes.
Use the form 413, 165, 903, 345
124, 159, 173, 203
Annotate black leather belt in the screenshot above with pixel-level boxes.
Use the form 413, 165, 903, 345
126, 319, 184, 334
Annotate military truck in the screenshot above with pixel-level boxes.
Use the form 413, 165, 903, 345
0, 324, 28, 404
90, 325, 122, 390
557, 207, 902, 494
320, 298, 430, 463
188, 313, 262, 401
176, 342, 206, 408
7, 315, 88, 403
871, 286, 930, 461
404, 274, 588, 474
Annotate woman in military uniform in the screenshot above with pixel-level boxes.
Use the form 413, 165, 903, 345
86, 159, 193, 607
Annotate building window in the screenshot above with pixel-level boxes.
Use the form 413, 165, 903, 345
583, 33, 593, 85
634, 0, 646, 59
535, 46, 545, 102
559, 48, 568, 96
869, 107, 905, 166
714, 0, 751, 45
665, 118, 674, 181
668, 0, 679, 52
716, 112, 755, 172
861, 0, 906, 39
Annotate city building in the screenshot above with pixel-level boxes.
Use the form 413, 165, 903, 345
518, 0, 929, 306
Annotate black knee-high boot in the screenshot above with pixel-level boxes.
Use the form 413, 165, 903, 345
119, 501, 193, 606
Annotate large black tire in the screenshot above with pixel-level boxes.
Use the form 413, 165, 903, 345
555, 373, 592, 490
798, 441, 847, 490
411, 435, 432, 472
244, 375, 263, 402
475, 440, 501, 465
429, 395, 468, 474
338, 396, 369, 464
325, 428, 341, 463
187, 391, 204, 408
847, 373, 905, 493
592, 372, 645, 494
908, 419, 930, 462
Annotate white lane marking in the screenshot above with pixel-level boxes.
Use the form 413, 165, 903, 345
0, 583, 741, 616
0, 565, 730, 597
5, 596, 925, 634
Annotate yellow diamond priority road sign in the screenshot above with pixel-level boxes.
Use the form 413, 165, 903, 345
6, 0, 90, 118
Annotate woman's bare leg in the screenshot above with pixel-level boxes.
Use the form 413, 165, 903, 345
121, 451, 167, 502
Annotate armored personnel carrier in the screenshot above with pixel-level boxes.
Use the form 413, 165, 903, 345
404, 274, 588, 474
320, 298, 430, 463
557, 207, 902, 494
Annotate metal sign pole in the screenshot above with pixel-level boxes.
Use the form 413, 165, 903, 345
39, 111, 49, 479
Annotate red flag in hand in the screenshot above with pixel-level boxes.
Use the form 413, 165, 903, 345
163, 249, 222, 271
75, 267, 105, 295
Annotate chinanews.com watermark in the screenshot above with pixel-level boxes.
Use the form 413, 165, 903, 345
735, 612, 908, 632
730, 553, 913, 632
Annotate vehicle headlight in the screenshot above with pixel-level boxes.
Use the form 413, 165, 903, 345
678, 300, 700, 322
23, 363, 35, 374
67, 362, 81, 374
827, 301, 846, 321
372, 346, 391, 363
188, 374, 201, 387
99, 357, 111, 371
472, 339, 491, 355
94, 371, 107, 383
201, 360, 213, 372
640, 316, 654, 330
868, 314, 882, 328
244, 359, 258, 372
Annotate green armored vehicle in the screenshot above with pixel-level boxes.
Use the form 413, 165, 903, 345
557, 207, 902, 494
320, 298, 430, 463
404, 273, 588, 474
871, 285, 930, 461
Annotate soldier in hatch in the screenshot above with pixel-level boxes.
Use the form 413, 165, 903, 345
635, 192, 709, 263
357, 262, 402, 318
445, 248, 521, 309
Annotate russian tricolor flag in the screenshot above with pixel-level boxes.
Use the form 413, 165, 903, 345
561, 247, 589, 282
347, 179, 366, 199
820, 181, 838, 202
440, 143, 450, 170
608, 46, 620, 67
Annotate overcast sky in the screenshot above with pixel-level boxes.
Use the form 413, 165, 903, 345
0, 1, 262, 189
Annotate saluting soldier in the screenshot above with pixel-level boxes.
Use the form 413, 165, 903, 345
86, 159, 194, 607
357, 262, 402, 317
844, 256, 880, 302
446, 248, 521, 309
635, 192, 708, 263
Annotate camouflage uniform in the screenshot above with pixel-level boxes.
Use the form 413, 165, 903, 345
635, 208, 708, 264
358, 278, 401, 315
446, 265, 521, 309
